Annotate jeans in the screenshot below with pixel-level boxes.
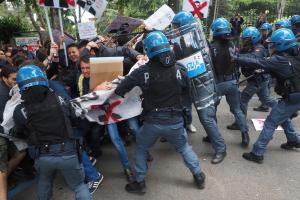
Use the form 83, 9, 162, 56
82, 151, 100, 182
73, 127, 102, 182
126, 117, 141, 136
35, 153, 91, 200
134, 111, 201, 182
107, 123, 130, 169
196, 106, 226, 153
185, 104, 193, 125
216, 79, 249, 133
240, 80, 277, 116
252, 99, 300, 156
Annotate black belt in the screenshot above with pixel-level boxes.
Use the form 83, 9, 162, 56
39, 140, 76, 154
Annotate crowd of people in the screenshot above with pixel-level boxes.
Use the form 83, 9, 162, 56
0, 10, 300, 200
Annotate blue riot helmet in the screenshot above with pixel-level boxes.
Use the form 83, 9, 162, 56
210, 18, 231, 37
172, 11, 196, 28
260, 22, 273, 33
290, 15, 300, 35
143, 31, 171, 59
275, 19, 291, 30
241, 27, 262, 45
16, 64, 49, 91
268, 28, 298, 52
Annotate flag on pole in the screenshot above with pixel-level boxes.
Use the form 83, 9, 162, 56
38, 0, 76, 9
182, 0, 210, 18
77, 0, 108, 18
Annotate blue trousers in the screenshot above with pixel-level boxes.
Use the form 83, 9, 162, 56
35, 153, 91, 200
196, 105, 226, 153
252, 99, 300, 156
134, 112, 201, 182
216, 80, 249, 133
240, 80, 277, 116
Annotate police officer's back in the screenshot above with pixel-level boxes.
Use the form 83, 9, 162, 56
13, 65, 91, 200
115, 31, 205, 194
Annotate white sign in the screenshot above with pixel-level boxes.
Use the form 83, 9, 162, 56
77, 0, 108, 18
177, 51, 207, 78
15, 36, 40, 52
183, 0, 210, 18
252, 119, 283, 131
78, 22, 97, 40
144, 4, 175, 30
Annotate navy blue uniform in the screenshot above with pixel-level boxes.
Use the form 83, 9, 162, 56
237, 52, 300, 156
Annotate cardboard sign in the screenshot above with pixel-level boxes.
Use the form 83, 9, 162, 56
15, 36, 40, 52
144, 4, 175, 30
90, 57, 124, 90
77, 0, 108, 18
38, 0, 76, 9
78, 22, 97, 40
105, 16, 143, 34
252, 119, 283, 131
183, 0, 210, 18
177, 51, 207, 78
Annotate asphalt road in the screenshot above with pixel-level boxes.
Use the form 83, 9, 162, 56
14, 96, 300, 200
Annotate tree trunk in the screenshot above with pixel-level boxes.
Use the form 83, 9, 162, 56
25, 4, 42, 36
50, 8, 60, 30
168, 0, 180, 13
277, 0, 286, 19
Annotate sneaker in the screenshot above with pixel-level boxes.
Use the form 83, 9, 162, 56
187, 124, 197, 133
193, 172, 205, 189
242, 152, 263, 164
125, 181, 146, 194
280, 141, 300, 150
124, 168, 135, 183
88, 173, 104, 194
147, 153, 154, 162
227, 123, 240, 130
253, 105, 269, 112
89, 157, 97, 166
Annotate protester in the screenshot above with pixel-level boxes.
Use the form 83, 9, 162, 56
230, 13, 244, 47
255, 13, 268, 29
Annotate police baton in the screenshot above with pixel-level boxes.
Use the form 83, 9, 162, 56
238, 74, 255, 85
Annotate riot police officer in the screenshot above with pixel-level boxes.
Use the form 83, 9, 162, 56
169, 11, 227, 164
275, 19, 291, 30
227, 27, 277, 129
290, 15, 300, 41
210, 18, 250, 147
230, 28, 300, 163
115, 31, 205, 194
13, 65, 91, 199
260, 22, 273, 49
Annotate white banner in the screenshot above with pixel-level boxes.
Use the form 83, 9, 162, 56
72, 86, 143, 125
77, 0, 108, 18
144, 4, 175, 30
78, 22, 97, 40
182, 0, 210, 18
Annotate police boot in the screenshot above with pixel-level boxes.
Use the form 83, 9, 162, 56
125, 180, 146, 194
193, 172, 205, 189
202, 136, 211, 143
124, 168, 135, 183
241, 132, 250, 147
253, 105, 269, 112
227, 122, 240, 130
242, 152, 264, 164
280, 141, 300, 150
211, 151, 227, 164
